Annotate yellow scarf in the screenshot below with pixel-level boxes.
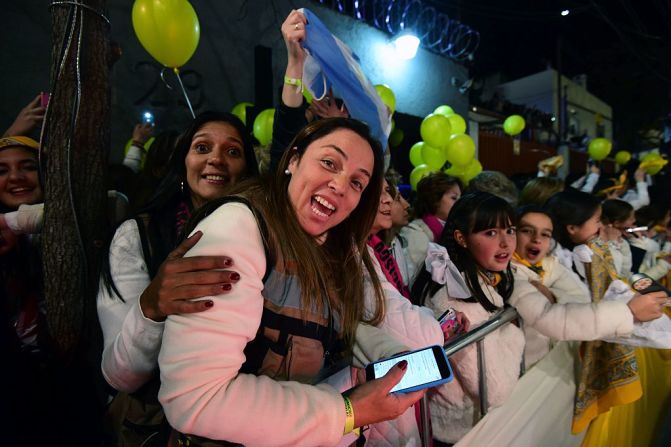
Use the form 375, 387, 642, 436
571, 239, 642, 434
478, 270, 501, 287
512, 252, 545, 280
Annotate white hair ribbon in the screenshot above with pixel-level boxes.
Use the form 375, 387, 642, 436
425, 243, 472, 299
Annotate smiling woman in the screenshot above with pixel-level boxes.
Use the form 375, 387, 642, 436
159, 118, 427, 446
0, 136, 42, 212
97, 111, 259, 445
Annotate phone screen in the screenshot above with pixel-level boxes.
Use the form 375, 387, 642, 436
372, 348, 445, 393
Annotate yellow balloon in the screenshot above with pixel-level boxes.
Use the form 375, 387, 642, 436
434, 105, 455, 116
421, 143, 448, 170
410, 164, 434, 190
447, 114, 467, 135
253, 108, 275, 146
461, 159, 483, 184
639, 152, 668, 175
375, 84, 396, 114
132, 0, 200, 68
420, 113, 452, 149
409, 142, 425, 167
231, 102, 253, 125
446, 134, 475, 166
614, 150, 631, 166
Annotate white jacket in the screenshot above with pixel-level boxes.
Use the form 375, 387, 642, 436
629, 236, 671, 281
511, 257, 633, 368
363, 246, 444, 447
399, 219, 434, 285
158, 202, 410, 447
424, 278, 525, 444
96, 219, 164, 392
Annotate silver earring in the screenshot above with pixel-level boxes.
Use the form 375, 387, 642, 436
180, 181, 185, 194
284, 169, 291, 175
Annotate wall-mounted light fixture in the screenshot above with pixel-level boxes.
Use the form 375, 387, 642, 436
393, 32, 420, 60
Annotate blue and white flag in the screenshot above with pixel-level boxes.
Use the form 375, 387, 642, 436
300, 8, 392, 152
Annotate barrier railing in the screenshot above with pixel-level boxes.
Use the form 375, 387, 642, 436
419, 306, 521, 446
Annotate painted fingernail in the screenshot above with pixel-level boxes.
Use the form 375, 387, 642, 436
205, 300, 214, 308
230, 272, 240, 281
224, 258, 233, 267
222, 284, 232, 291
398, 360, 408, 371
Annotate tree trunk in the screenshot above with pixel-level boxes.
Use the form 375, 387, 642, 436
42, 0, 109, 361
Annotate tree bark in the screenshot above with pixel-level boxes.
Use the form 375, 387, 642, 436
42, 0, 109, 361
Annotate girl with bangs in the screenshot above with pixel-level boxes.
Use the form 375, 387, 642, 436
411, 192, 525, 444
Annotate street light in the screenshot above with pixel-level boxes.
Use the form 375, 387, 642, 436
393, 32, 420, 60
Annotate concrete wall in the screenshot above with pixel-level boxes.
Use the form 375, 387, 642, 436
498, 68, 612, 140
2, 0, 468, 162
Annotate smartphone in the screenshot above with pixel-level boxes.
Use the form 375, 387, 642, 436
365, 345, 453, 393
626, 226, 648, 233
438, 308, 463, 338
631, 273, 669, 295
142, 111, 154, 125
40, 91, 50, 108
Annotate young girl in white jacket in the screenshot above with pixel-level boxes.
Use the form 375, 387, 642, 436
411, 192, 525, 444
511, 205, 662, 369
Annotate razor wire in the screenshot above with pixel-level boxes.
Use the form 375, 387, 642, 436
314, 0, 480, 61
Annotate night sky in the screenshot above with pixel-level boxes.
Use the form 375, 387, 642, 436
433, 0, 671, 151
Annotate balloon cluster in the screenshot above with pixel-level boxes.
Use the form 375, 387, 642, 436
409, 105, 480, 189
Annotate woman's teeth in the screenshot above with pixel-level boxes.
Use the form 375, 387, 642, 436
204, 175, 227, 181
314, 195, 335, 211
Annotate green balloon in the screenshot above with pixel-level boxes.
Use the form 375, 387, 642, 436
461, 158, 483, 183
375, 84, 396, 113
389, 128, 404, 148
503, 115, 525, 136
447, 114, 467, 135
446, 134, 476, 166
615, 150, 631, 166
444, 164, 464, 177
420, 113, 452, 149
422, 143, 448, 170
410, 164, 434, 190
231, 102, 253, 125
253, 108, 275, 146
409, 142, 425, 167
434, 105, 455, 116
588, 138, 612, 161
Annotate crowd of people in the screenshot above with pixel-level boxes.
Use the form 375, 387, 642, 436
3, 8, 671, 447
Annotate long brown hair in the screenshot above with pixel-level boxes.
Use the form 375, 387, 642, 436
189, 118, 385, 348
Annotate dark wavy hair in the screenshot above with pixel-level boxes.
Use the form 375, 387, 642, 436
413, 172, 462, 217
601, 199, 633, 225
187, 117, 385, 348
544, 188, 601, 249
101, 111, 258, 298
411, 192, 516, 312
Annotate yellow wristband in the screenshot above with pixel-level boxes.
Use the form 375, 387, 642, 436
284, 75, 302, 87
343, 396, 355, 434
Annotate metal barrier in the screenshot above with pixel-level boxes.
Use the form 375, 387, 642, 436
419, 306, 521, 446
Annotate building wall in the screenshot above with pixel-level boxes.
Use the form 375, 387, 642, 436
1, 0, 468, 162
498, 68, 613, 141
